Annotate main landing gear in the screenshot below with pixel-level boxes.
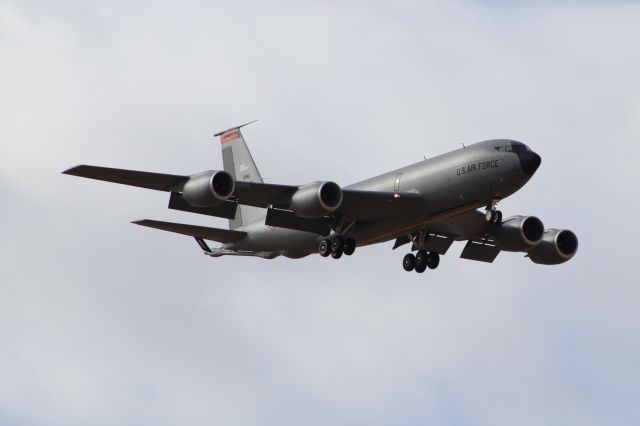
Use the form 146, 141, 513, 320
485, 198, 502, 224
319, 235, 356, 259
403, 250, 440, 273
402, 229, 440, 273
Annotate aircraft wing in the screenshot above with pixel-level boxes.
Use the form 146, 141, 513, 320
232, 181, 298, 207
233, 181, 425, 221
391, 209, 501, 262
63, 165, 189, 192
426, 210, 500, 263
428, 209, 490, 240
62, 166, 423, 222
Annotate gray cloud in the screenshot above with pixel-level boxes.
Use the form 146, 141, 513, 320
1, 0, 639, 425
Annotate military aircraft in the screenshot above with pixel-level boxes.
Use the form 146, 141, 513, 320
63, 122, 578, 272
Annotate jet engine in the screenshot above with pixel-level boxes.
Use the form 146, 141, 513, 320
527, 229, 578, 265
289, 181, 343, 218
182, 170, 235, 208
492, 215, 545, 252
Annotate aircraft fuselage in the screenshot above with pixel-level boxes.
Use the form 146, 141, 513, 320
227, 139, 541, 258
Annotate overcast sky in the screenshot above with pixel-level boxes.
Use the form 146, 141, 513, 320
1, 0, 639, 425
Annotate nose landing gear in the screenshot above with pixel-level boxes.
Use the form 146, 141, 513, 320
485, 199, 502, 224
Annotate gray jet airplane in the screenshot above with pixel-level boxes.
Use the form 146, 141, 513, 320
63, 122, 578, 272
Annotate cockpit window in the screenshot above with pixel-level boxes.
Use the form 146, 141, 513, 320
495, 142, 512, 152
495, 142, 530, 152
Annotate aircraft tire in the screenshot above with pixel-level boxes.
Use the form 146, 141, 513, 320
343, 238, 356, 256
415, 250, 427, 265
426, 252, 440, 269
486, 209, 503, 223
485, 210, 495, 222
331, 236, 344, 253
319, 239, 331, 257
330, 246, 343, 259
414, 250, 427, 273
403, 253, 416, 271
493, 210, 503, 224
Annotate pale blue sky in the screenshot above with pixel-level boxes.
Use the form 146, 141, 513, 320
1, 1, 639, 425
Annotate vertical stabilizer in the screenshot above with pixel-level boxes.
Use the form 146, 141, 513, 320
215, 122, 264, 230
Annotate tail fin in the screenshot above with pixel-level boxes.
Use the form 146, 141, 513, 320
215, 121, 265, 230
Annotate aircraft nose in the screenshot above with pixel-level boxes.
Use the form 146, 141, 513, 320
519, 151, 541, 175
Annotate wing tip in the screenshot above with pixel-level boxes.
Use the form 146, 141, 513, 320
62, 165, 85, 175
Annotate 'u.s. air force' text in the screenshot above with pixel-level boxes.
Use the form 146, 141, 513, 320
456, 159, 500, 176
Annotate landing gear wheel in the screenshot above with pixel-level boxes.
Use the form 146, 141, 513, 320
330, 236, 344, 259
414, 262, 427, 273
485, 209, 502, 224
331, 236, 344, 253
414, 250, 427, 273
319, 239, 331, 257
403, 253, 416, 271
493, 210, 502, 224
343, 237, 356, 256
426, 252, 440, 269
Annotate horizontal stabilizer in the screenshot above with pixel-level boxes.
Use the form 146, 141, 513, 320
63, 165, 188, 192
132, 219, 246, 243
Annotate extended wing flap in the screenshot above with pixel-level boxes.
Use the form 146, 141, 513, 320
460, 240, 500, 263
63, 165, 188, 192
265, 207, 331, 235
132, 219, 246, 243
168, 192, 238, 220
232, 181, 298, 208
429, 209, 490, 240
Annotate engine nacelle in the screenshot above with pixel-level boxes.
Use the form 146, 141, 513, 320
289, 181, 343, 218
492, 215, 545, 252
527, 229, 578, 265
182, 170, 235, 208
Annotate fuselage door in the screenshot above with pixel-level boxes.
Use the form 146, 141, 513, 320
394, 173, 402, 192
